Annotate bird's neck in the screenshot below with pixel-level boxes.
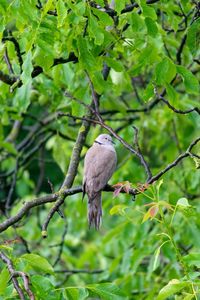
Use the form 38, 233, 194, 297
94, 142, 115, 153
94, 140, 103, 145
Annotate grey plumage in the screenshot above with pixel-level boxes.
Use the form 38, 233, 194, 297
83, 134, 117, 229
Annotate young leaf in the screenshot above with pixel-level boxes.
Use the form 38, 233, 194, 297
152, 241, 169, 271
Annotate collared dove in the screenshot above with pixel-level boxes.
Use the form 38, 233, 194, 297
83, 134, 117, 229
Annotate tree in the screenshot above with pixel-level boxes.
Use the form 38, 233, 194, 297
0, 0, 200, 299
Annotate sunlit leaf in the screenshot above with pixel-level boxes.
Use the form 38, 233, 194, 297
157, 279, 190, 300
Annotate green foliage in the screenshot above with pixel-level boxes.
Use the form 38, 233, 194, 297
0, 0, 200, 299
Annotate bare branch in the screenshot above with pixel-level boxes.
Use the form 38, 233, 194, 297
0, 185, 138, 233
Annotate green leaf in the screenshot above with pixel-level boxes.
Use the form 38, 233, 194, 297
143, 83, 154, 102
34, 46, 54, 71
140, 1, 157, 20
31, 275, 61, 300
0, 268, 10, 295
0, 141, 17, 155
155, 57, 176, 85
13, 81, 32, 113
130, 12, 145, 32
91, 8, 113, 26
165, 83, 178, 102
153, 241, 169, 271
87, 283, 126, 300
64, 287, 89, 300
176, 65, 199, 95
56, 0, 68, 27
21, 51, 33, 84
21, 253, 54, 274
187, 19, 200, 55
90, 71, 106, 94
115, 0, 126, 14
0, 245, 13, 251
42, 0, 53, 16
137, 42, 159, 67
145, 17, 158, 37
142, 209, 151, 223
157, 279, 190, 300
183, 253, 200, 268
88, 15, 104, 45
77, 37, 97, 71
104, 57, 124, 72
177, 198, 190, 207
110, 205, 128, 216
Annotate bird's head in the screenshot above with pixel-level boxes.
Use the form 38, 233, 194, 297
94, 134, 115, 146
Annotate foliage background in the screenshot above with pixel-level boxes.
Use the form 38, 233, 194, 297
0, 0, 200, 299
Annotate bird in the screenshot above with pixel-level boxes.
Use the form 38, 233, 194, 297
83, 134, 117, 229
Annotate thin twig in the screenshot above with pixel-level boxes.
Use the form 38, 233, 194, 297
160, 96, 200, 115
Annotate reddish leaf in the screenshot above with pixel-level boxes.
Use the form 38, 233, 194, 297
123, 181, 131, 194
149, 205, 159, 218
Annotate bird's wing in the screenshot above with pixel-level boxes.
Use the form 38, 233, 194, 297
83, 144, 117, 193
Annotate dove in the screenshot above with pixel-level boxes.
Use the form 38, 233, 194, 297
83, 134, 117, 229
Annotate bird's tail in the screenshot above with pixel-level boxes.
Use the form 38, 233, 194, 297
88, 192, 102, 230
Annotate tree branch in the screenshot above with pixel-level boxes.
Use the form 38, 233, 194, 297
0, 132, 199, 234
0, 251, 34, 300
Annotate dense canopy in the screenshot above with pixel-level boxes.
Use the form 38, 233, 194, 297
0, 0, 200, 299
